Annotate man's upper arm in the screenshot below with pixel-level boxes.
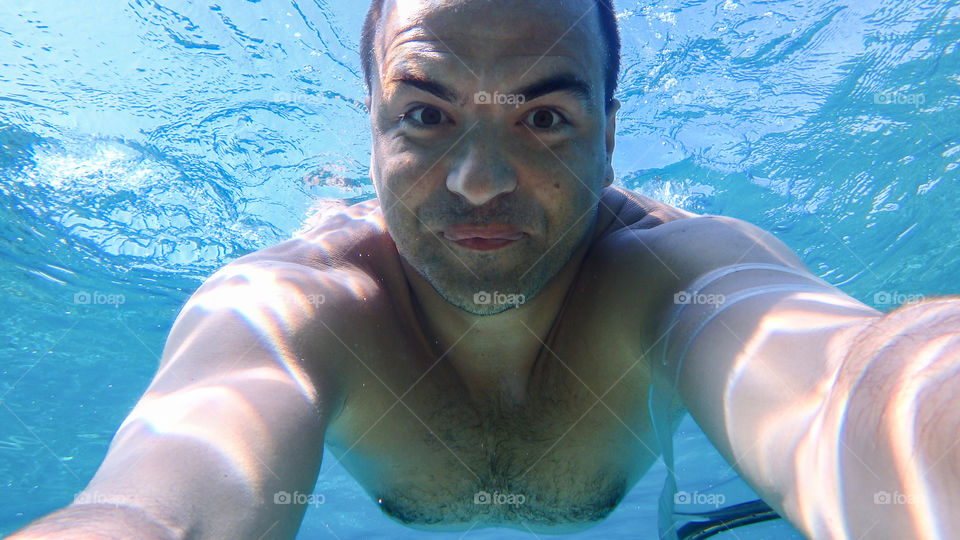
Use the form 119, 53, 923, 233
633, 216, 882, 523
74, 261, 358, 539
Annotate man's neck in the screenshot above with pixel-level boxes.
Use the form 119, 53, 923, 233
400, 225, 597, 408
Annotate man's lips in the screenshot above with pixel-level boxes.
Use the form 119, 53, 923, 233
442, 225, 525, 251
442, 225, 525, 241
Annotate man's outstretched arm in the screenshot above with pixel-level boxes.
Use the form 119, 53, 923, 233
633, 215, 960, 539
10, 260, 354, 540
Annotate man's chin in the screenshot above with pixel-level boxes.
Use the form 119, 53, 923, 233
398, 240, 571, 316
422, 276, 537, 315
450, 297, 522, 316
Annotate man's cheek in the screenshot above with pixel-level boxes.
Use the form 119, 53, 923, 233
374, 157, 412, 200
392, 170, 440, 204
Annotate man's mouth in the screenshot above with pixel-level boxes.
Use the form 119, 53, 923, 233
442, 225, 525, 251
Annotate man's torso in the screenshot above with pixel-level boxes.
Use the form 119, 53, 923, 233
241, 187, 692, 532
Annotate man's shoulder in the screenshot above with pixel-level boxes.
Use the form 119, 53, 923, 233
583, 189, 812, 346
588, 190, 809, 315
593, 188, 788, 264
231, 198, 393, 274
590, 187, 708, 256
204, 198, 396, 312
594, 186, 699, 237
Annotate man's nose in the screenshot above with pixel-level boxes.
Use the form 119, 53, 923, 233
445, 135, 518, 207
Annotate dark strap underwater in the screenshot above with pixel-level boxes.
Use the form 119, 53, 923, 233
675, 498, 781, 540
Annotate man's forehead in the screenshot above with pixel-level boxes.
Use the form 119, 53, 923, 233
376, 0, 602, 81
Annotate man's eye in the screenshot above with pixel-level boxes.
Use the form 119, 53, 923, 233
399, 105, 448, 127
522, 108, 567, 131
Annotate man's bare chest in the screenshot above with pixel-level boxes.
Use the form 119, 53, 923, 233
322, 308, 660, 531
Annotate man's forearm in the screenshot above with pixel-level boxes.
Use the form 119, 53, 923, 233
803, 298, 960, 539
667, 275, 960, 539
8, 503, 179, 540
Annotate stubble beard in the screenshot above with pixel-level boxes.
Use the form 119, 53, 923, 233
391, 206, 597, 316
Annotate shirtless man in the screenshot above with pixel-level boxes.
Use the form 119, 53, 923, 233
12, 0, 960, 538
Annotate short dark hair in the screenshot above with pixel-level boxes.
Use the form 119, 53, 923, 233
360, 0, 620, 110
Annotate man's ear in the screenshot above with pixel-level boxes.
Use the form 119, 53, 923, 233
604, 98, 620, 187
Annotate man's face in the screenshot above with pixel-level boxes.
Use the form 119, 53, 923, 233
368, 0, 618, 315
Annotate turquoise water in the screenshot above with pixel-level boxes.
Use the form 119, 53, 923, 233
1, 0, 958, 538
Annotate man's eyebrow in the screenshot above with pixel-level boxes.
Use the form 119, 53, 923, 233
388, 72, 594, 108
390, 74, 461, 104
509, 73, 593, 106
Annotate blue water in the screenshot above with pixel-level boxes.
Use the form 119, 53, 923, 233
2, 0, 958, 538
